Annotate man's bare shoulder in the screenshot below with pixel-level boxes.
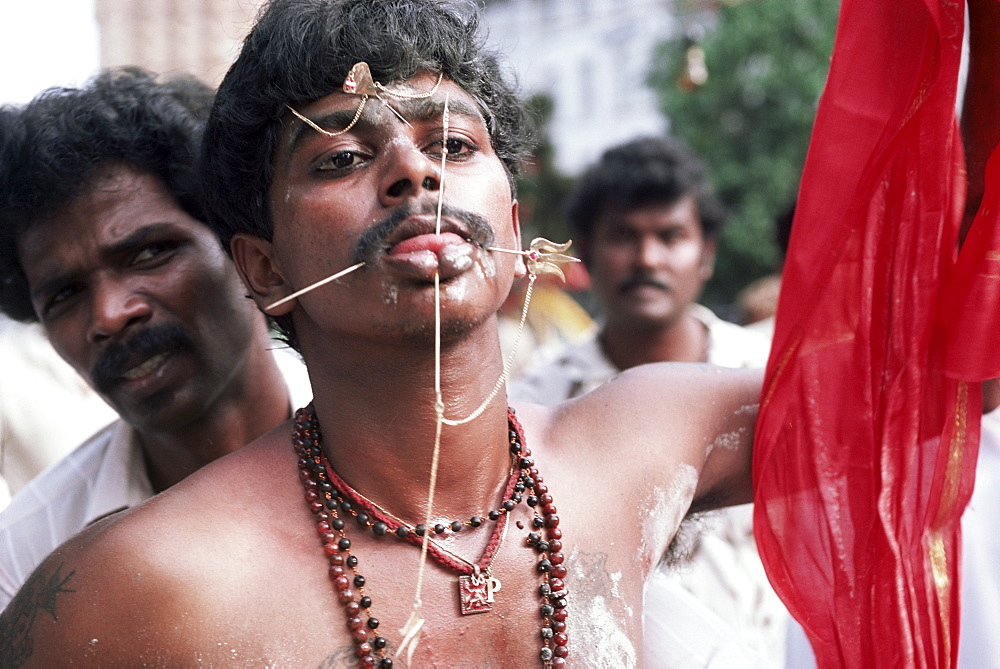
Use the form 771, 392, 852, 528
0, 420, 325, 665
0, 505, 193, 665
512, 362, 762, 510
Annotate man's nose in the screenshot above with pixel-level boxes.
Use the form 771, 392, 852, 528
635, 236, 667, 269
87, 278, 152, 344
379, 143, 441, 206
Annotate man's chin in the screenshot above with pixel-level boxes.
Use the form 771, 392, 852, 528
393, 314, 482, 347
113, 387, 199, 434
613, 305, 683, 331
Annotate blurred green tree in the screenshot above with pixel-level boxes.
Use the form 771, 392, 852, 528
650, 0, 839, 308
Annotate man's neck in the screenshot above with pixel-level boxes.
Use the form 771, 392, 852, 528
136, 332, 292, 494
599, 309, 709, 371
301, 323, 515, 524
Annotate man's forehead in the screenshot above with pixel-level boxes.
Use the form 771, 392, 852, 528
283, 76, 489, 152
26, 171, 196, 250
602, 196, 700, 225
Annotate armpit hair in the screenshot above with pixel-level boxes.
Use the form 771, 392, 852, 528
661, 510, 715, 568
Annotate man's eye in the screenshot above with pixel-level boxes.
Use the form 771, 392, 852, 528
608, 228, 634, 243
428, 137, 478, 160
317, 151, 364, 171
445, 138, 475, 156
132, 242, 173, 265
43, 284, 82, 316
660, 230, 684, 245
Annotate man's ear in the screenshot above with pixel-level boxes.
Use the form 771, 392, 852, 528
511, 199, 526, 278
230, 233, 296, 316
700, 236, 718, 281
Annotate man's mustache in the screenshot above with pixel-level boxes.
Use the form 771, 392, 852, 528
353, 202, 496, 266
618, 274, 670, 292
91, 323, 195, 394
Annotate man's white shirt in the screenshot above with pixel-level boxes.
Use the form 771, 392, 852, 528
510, 304, 787, 668
0, 346, 312, 610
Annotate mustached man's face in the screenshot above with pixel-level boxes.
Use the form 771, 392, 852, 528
237, 73, 522, 353
18, 164, 260, 433
587, 195, 716, 331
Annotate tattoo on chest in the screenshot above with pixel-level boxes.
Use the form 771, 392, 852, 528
0, 562, 76, 665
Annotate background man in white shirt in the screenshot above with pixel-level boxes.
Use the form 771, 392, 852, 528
0, 68, 310, 609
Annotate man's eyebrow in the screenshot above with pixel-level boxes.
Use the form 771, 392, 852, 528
287, 108, 367, 157
102, 223, 181, 257
401, 98, 486, 126
30, 223, 182, 302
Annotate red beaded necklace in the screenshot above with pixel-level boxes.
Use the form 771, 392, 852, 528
293, 403, 569, 667
318, 434, 524, 579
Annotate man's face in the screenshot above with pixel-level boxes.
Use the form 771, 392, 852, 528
260, 73, 521, 350
18, 165, 259, 433
586, 195, 715, 330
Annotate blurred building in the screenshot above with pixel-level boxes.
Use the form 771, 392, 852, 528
96, 0, 262, 86
482, 0, 678, 174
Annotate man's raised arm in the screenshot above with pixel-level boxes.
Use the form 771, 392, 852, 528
961, 0, 1000, 231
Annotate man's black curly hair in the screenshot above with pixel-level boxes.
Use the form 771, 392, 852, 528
201, 0, 535, 348
565, 136, 727, 266
0, 67, 215, 322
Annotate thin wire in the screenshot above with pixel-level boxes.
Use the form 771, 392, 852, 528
442, 273, 536, 426
409, 271, 444, 605
263, 262, 364, 314
399, 91, 450, 663
377, 71, 444, 100
285, 99, 368, 137
435, 93, 450, 235
375, 94, 413, 127
422, 90, 449, 577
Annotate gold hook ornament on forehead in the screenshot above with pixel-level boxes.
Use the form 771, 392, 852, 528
346, 61, 444, 101
285, 62, 445, 137
342, 61, 380, 96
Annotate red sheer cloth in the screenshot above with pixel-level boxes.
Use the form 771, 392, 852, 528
752, 0, 1000, 666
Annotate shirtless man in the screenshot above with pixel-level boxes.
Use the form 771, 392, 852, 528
0, 2, 759, 666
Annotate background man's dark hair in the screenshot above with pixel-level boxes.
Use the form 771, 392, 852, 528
0, 67, 215, 322
201, 0, 535, 348
565, 135, 727, 266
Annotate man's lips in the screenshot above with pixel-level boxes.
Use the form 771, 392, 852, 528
383, 233, 477, 280
382, 215, 476, 253
354, 204, 495, 268
120, 351, 170, 381
91, 323, 195, 396
388, 231, 468, 256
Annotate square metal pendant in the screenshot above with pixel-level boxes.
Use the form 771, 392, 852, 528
459, 574, 493, 614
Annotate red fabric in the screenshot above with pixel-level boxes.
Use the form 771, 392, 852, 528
753, 0, 987, 666
941, 147, 1000, 380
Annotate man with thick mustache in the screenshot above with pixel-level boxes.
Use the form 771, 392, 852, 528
513, 135, 770, 399
0, 68, 309, 611
510, 136, 782, 664
0, 2, 763, 665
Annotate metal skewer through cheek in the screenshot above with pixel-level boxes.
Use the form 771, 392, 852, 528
263, 262, 365, 314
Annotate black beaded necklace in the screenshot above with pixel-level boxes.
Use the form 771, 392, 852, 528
293, 403, 569, 667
